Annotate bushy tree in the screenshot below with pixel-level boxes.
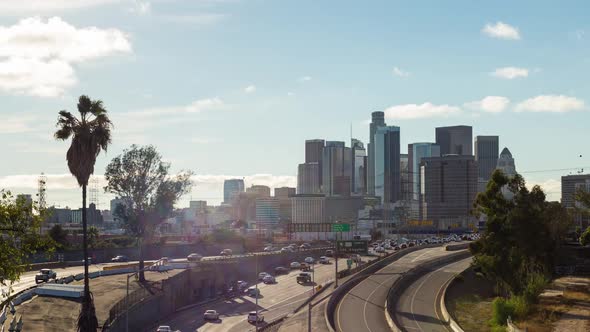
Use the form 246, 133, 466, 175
580, 227, 590, 246
470, 170, 570, 296
0, 191, 52, 286
104, 145, 192, 281
48, 224, 70, 248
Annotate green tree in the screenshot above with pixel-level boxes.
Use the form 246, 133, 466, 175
580, 227, 590, 246
54, 95, 112, 332
48, 224, 70, 249
104, 145, 192, 281
88, 226, 99, 249
0, 191, 52, 286
470, 170, 570, 296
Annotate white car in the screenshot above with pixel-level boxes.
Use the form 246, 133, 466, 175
247, 311, 264, 323
375, 247, 385, 253
187, 253, 203, 262
318, 256, 329, 264
290, 262, 301, 269
383, 243, 392, 249
304, 257, 315, 264
203, 309, 220, 320
258, 272, 268, 280
263, 274, 276, 284
156, 326, 172, 332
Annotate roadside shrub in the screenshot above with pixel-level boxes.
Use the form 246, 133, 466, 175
509, 295, 530, 318
454, 273, 465, 282
490, 297, 515, 326
523, 272, 548, 303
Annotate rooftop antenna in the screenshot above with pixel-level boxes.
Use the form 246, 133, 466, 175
38, 173, 47, 210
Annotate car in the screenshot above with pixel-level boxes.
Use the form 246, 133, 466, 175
408, 242, 415, 247
237, 280, 249, 290
383, 243, 392, 250
299, 244, 308, 250
156, 326, 172, 332
35, 269, 57, 284
375, 246, 385, 253
400, 243, 408, 249
245, 286, 260, 297
220, 249, 233, 256
187, 253, 203, 262
300, 262, 311, 271
393, 245, 400, 251
263, 246, 275, 252
247, 311, 264, 323
111, 255, 129, 262
325, 249, 334, 257
318, 256, 329, 264
258, 272, 268, 280
263, 275, 276, 284
304, 257, 315, 264
290, 262, 301, 269
296, 272, 312, 284
203, 309, 220, 320
275, 266, 289, 275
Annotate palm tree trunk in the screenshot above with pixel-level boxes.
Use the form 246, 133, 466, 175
138, 236, 145, 282
82, 184, 90, 300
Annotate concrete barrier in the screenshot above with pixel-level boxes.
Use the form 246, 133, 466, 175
0, 306, 6, 325
88, 271, 100, 279
385, 250, 472, 331
440, 274, 466, 332
445, 243, 470, 251
64, 275, 75, 284
74, 273, 84, 281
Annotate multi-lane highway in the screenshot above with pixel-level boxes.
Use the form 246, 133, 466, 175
147, 255, 361, 332
392, 257, 472, 332
334, 246, 458, 332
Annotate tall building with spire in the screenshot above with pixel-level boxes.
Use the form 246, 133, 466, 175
351, 138, 367, 195
374, 126, 401, 205
496, 147, 517, 199
368, 111, 385, 195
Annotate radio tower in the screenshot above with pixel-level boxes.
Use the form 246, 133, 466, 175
38, 173, 47, 210
89, 177, 99, 209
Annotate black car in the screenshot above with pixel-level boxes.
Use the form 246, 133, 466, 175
275, 266, 289, 275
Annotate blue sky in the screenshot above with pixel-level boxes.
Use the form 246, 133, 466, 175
0, 0, 588, 208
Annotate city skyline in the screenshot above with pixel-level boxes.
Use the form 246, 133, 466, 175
1, 0, 589, 208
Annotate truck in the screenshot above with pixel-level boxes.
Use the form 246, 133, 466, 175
296, 272, 312, 284
35, 269, 57, 284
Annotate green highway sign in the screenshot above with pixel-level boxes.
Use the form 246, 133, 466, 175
336, 240, 368, 254
331, 223, 350, 232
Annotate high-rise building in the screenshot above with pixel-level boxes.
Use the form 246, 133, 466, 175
496, 147, 517, 199
435, 125, 473, 156
255, 197, 280, 225
305, 139, 325, 189
562, 174, 590, 228
374, 126, 401, 205
368, 111, 386, 195
189, 200, 207, 212
297, 162, 321, 194
274, 187, 296, 198
246, 185, 271, 197
400, 153, 410, 201
420, 155, 478, 229
475, 136, 499, 189
291, 194, 325, 224
322, 141, 352, 196
223, 179, 245, 204
351, 138, 367, 195
408, 143, 441, 200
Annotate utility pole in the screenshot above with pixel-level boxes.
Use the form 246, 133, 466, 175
334, 230, 339, 288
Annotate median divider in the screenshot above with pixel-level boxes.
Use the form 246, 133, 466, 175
385, 250, 472, 331
445, 243, 470, 251
439, 276, 465, 332
324, 244, 440, 332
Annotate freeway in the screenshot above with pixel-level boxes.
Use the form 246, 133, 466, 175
334, 246, 457, 332
147, 255, 367, 332
392, 257, 472, 332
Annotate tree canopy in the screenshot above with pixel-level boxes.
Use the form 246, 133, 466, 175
0, 191, 52, 286
48, 224, 69, 249
470, 170, 571, 295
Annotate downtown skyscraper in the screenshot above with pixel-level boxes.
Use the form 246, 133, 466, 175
475, 135, 499, 190
435, 125, 473, 156
374, 126, 401, 204
367, 111, 385, 195
322, 141, 353, 196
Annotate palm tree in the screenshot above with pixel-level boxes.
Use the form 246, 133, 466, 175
55, 95, 112, 332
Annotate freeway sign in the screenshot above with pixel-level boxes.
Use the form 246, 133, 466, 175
331, 223, 350, 232
336, 240, 368, 254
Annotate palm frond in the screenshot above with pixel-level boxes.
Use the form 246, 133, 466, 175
77, 95, 93, 121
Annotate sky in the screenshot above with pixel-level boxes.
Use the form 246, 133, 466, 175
0, 0, 589, 209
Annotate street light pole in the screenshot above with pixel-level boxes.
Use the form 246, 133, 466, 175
255, 253, 259, 332
308, 262, 315, 332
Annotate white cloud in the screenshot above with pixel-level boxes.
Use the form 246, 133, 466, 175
384, 102, 461, 120
515, 95, 585, 113
482, 21, 521, 40
132, 98, 225, 116
491, 67, 529, 79
392, 66, 410, 77
465, 96, 510, 113
244, 85, 256, 93
0, 115, 38, 133
298, 76, 312, 82
0, 16, 131, 97
0, 0, 120, 15
129, 0, 151, 15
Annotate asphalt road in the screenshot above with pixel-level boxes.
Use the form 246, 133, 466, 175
147, 255, 372, 332
334, 246, 456, 332
393, 257, 472, 332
